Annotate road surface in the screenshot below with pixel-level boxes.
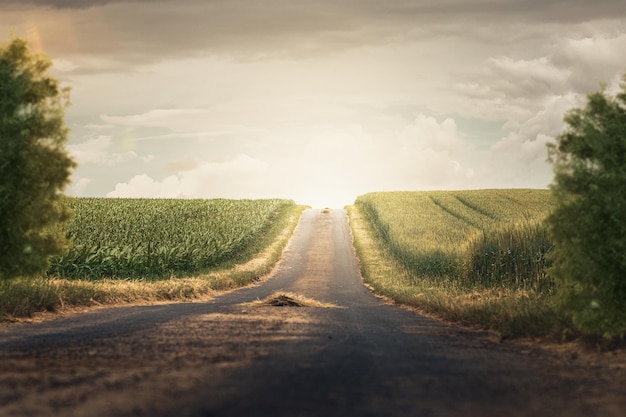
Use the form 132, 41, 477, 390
0, 209, 624, 416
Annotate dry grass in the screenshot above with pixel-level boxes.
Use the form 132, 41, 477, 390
246, 292, 339, 308
347, 204, 566, 339
0, 205, 307, 321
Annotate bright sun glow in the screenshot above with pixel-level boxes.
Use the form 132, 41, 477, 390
293, 166, 358, 209
302, 194, 354, 209
10, 1, 611, 201
295, 185, 357, 209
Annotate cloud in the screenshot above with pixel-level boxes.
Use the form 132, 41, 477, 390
101, 109, 212, 132
6, 0, 626, 70
451, 32, 625, 189
501, 93, 584, 138
454, 30, 626, 123
13, 0, 626, 21
100, 97, 361, 137
67, 177, 91, 196
297, 115, 478, 194
104, 117, 479, 204
107, 174, 184, 198
107, 154, 270, 198
387, 115, 474, 188
455, 55, 573, 120
492, 132, 553, 164
483, 95, 584, 188
398, 114, 465, 154
15, 0, 151, 7
551, 33, 626, 93
457, 34, 626, 186
484, 56, 571, 98
68, 135, 143, 166
52, 58, 77, 72
443, 30, 626, 191
5, 0, 625, 203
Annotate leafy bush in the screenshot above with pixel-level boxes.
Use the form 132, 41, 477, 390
547, 74, 626, 338
0, 38, 75, 279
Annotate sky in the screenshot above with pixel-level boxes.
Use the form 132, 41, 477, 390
2, 0, 626, 208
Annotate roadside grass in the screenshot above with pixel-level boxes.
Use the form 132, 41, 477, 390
0, 205, 307, 320
347, 203, 569, 339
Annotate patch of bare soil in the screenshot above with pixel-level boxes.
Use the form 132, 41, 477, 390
264, 294, 306, 307
251, 291, 339, 308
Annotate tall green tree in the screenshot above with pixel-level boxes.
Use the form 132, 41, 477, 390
547, 74, 626, 338
0, 38, 76, 279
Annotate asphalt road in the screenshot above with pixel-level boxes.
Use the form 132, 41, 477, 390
0, 209, 624, 417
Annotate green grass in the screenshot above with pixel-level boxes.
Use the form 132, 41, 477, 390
349, 190, 570, 338
1, 201, 306, 319
50, 198, 294, 279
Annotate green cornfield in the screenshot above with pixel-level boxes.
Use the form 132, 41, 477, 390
355, 189, 554, 292
48, 198, 295, 280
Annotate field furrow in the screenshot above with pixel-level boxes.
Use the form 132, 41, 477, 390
355, 189, 554, 289
351, 189, 561, 337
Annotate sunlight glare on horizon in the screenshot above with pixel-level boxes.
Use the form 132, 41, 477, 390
301, 194, 354, 209
5, 1, 624, 201
295, 182, 356, 209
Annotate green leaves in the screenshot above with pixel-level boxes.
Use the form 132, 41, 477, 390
548, 73, 626, 338
0, 38, 75, 280
48, 198, 294, 280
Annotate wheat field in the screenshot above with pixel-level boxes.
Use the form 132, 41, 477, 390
355, 189, 554, 290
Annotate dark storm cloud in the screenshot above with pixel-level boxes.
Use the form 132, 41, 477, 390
4, 0, 626, 68
12, 0, 158, 8
13, 0, 626, 20
23, 0, 626, 22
